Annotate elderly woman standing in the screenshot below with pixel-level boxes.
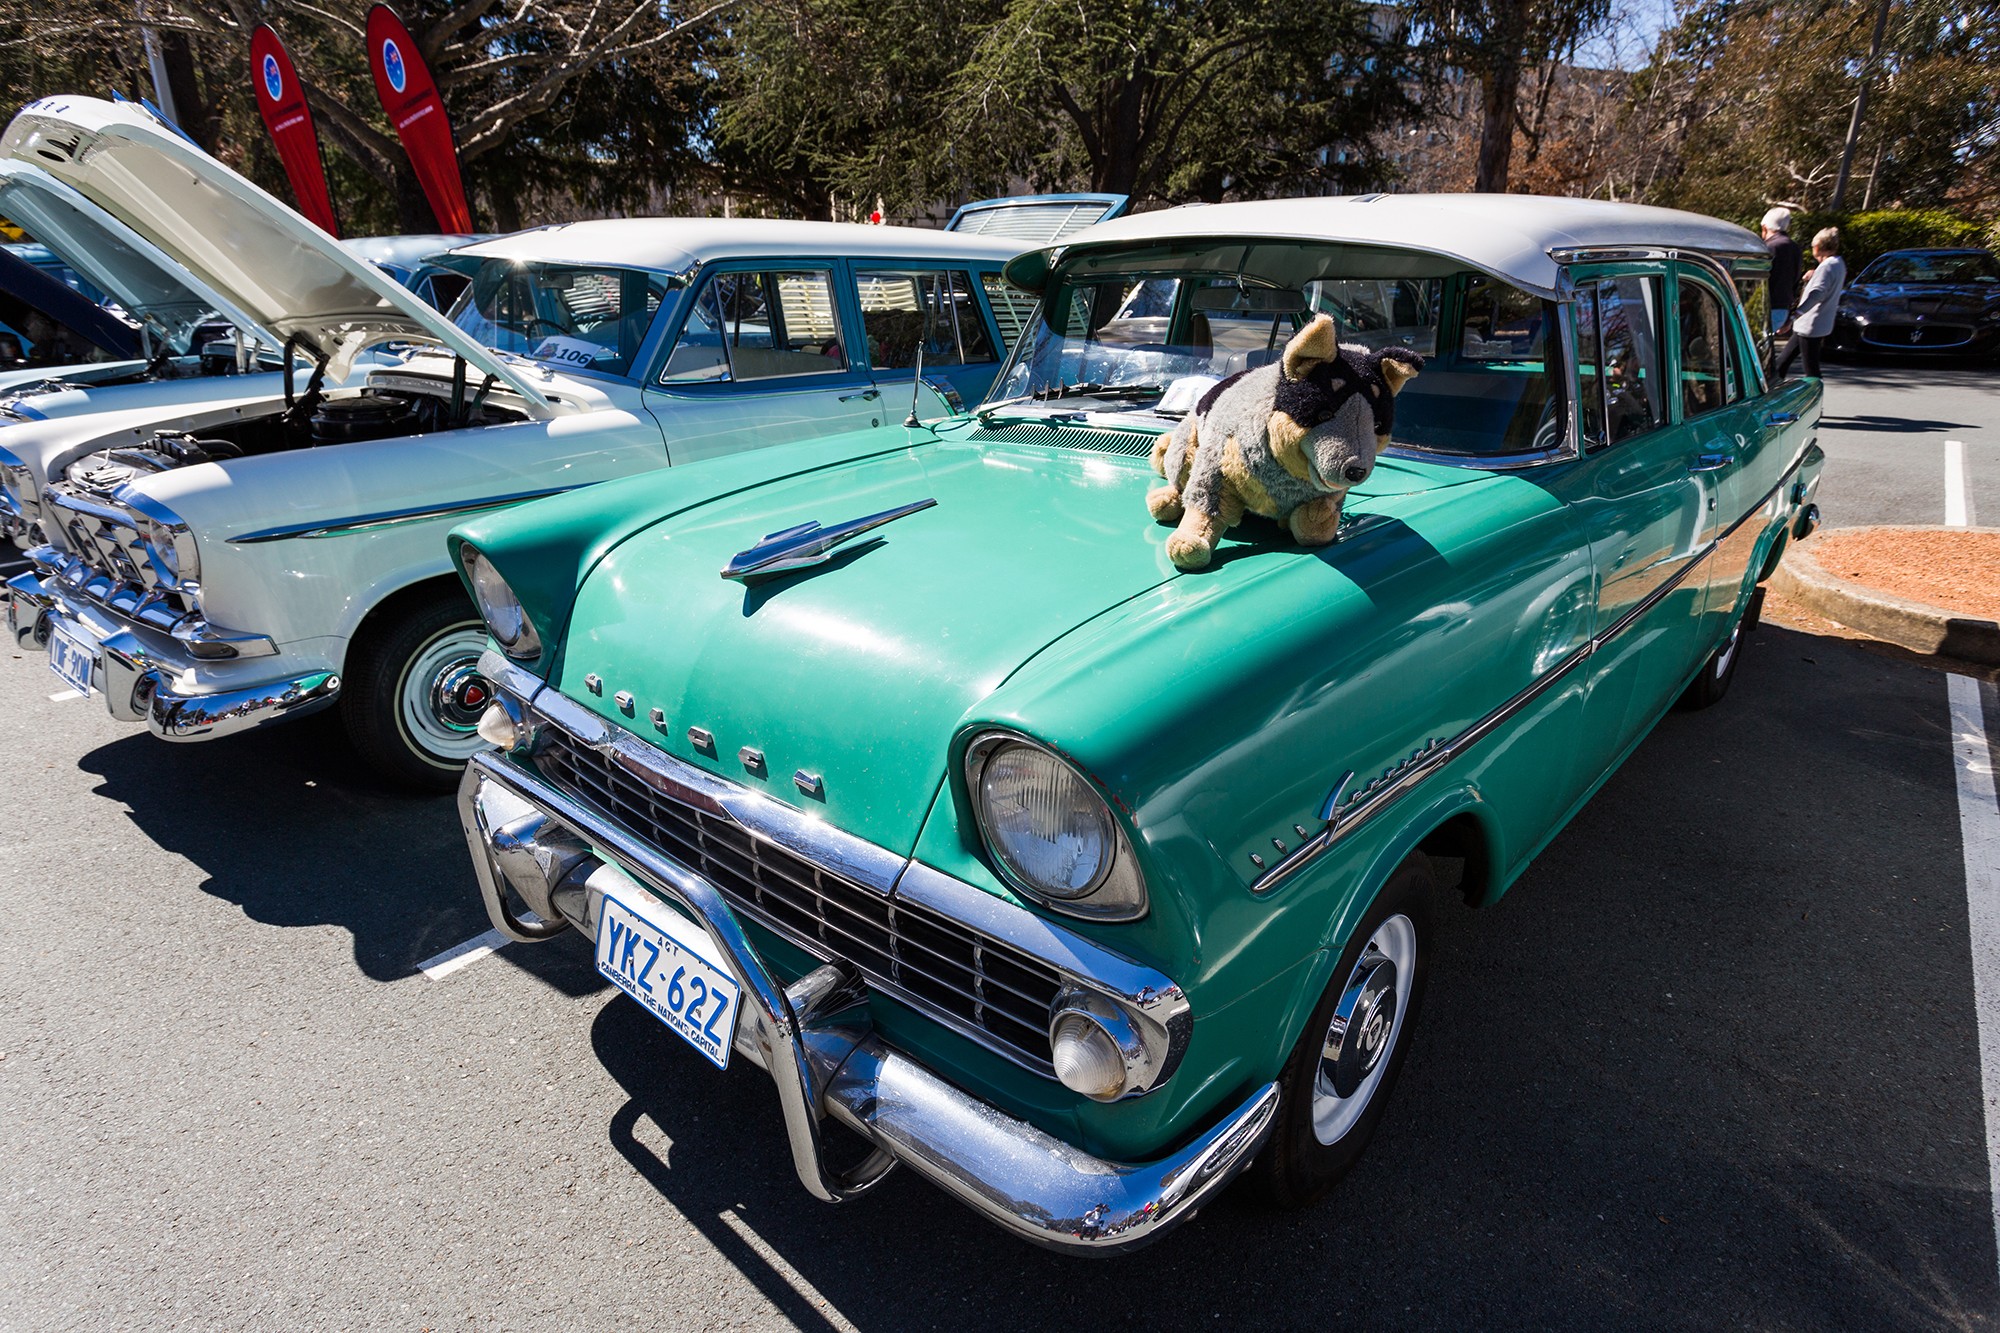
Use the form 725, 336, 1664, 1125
1773, 227, 1846, 378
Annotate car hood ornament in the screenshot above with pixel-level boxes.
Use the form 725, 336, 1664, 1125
719, 498, 937, 585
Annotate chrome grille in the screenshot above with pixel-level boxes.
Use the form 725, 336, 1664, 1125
536, 727, 1064, 1071
47, 486, 195, 622
1862, 322, 1972, 348
968, 423, 1156, 457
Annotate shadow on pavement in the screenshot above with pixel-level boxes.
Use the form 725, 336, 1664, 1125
76, 709, 598, 993
586, 623, 1997, 1330
1818, 413, 1977, 434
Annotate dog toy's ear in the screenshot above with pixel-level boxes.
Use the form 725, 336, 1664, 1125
1378, 347, 1424, 395
1282, 313, 1339, 380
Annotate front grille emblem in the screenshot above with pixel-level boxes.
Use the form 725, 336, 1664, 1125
687, 726, 715, 752
794, 770, 824, 798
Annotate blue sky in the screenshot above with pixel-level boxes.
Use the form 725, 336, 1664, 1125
1576, 0, 1677, 71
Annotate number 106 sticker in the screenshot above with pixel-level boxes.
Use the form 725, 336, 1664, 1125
596, 890, 743, 1069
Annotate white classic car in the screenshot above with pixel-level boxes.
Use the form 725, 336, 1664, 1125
0, 96, 1025, 786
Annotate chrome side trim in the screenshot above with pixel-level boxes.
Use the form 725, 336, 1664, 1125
226, 486, 581, 544
1250, 443, 1813, 895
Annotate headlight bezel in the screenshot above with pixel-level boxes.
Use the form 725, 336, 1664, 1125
962, 729, 1148, 922
460, 543, 543, 662
116, 485, 200, 590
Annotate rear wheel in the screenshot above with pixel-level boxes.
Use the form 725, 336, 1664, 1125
1252, 852, 1433, 1209
342, 587, 494, 791
1676, 615, 1743, 711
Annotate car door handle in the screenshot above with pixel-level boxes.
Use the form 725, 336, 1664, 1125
1689, 453, 1735, 473
839, 389, 880, 402
1764, 411, 1799, 426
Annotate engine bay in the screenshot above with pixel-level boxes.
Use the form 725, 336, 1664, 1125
61, 387, 527, 494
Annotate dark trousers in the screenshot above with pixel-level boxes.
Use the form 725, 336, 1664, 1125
1772, 332, 1823, 378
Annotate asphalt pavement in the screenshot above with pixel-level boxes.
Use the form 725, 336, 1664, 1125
1, 364, 1997, 1330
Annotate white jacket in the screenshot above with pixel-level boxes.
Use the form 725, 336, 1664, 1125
1792, 256, 1847, 339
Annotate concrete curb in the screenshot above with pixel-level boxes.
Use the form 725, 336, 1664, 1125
1773, 525, 2000, 665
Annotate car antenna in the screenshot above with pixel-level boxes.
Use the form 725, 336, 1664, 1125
904, 274, 937, 428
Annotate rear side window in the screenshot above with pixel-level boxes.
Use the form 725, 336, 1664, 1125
660, 269, 848, 383
856, 270, 996, 368
1576, 275, 1664, 447
1677, 277, 1735, 418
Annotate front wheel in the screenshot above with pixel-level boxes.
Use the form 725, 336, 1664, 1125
1251, 852, 1433, 1209
342, 588, 495, 791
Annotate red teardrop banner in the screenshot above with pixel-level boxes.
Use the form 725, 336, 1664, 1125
364, 5, 473, 234
249, 24, 341, 237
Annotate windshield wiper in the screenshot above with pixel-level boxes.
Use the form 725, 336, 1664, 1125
1031, 381, 1166, 401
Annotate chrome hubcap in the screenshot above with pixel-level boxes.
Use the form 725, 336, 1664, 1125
1715, 622, 1741, 677
400, 624, 492, 762
1311, 913, 1416, 1145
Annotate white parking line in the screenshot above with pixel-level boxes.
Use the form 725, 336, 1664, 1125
417, 913, 544, 980
1949, 673, 2000, 1286
46, 689, 80, 702
1945, 439, 1972, 527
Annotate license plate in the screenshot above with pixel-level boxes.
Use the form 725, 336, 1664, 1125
47, 620, 96, 697
596, 889, 742, 1070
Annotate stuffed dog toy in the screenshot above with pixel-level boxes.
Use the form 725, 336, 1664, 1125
1148, 314, 1423, 570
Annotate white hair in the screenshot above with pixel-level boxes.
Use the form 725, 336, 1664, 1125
1761, 207, 1793, 234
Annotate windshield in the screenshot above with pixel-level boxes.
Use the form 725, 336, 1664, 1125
450, 261, 673, 379
1857, 252, 2000, 285
989, 244, 1562, 457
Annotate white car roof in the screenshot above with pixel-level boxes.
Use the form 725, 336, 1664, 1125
448, 218, 1026, 275
1003, 194, 1769, 299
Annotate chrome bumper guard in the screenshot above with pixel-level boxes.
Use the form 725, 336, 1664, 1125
14, 561, 340, 739
459, 749, 1279, 1254
6, 567, 53, 650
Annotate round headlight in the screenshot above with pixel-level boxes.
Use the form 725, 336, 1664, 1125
965, 733, 1148, 920
977, 741, 1114, 898
462, 545, 542, 661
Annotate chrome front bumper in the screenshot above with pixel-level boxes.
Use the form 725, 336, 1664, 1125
459, 749, 1279, 1255
7, 565, 340, 741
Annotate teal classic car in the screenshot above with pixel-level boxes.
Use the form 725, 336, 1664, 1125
452, 196, 1825, 1252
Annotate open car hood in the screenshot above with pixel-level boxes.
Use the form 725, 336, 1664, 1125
0, 97, 555, 415
0, 160, 257, 356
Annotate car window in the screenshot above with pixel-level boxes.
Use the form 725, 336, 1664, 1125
1677, 277, 1733, 418
981, 274, 1038, 351
855, 269, 995, 369
1857, 252, 2000, 284
425, 271, 470, 313
1381, 273, 1561, 457
992, 260, 1559, 455
1311, 278, 1440, 355
1735, 277, 1772, 365
1576, 275, 1664, 448
660, 268, 848, 384
1461, 277, 1546, 362
452, 262, 669, 378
